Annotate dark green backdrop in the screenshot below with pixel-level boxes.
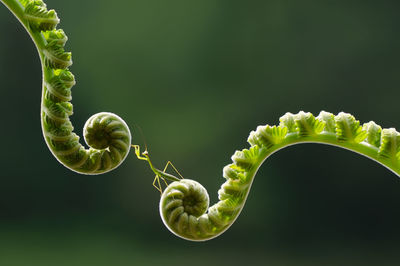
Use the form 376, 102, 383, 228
1, 0, 400, 265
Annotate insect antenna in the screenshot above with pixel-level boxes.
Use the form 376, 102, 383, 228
132, 123, 149, 152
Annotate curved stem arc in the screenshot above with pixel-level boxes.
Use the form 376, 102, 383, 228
160, 111, 400, 241
1, 0, 132, 174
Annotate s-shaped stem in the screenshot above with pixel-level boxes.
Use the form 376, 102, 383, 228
1, 0, 132, 174
157, 111, 400, 241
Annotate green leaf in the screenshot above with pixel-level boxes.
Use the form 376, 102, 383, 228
378, 128, 400, 161
279, 112, 297, 133
247, 125, 287, 148
294, 111, 325, 137
231, 145, 264, 170
362, 121, 382, 148
335, 112, 367, 143
316, 111, 336, 133
24, 0, 59, 31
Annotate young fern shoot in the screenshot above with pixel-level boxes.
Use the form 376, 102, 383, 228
156, 111, 400, 241
1, 0, 132, 174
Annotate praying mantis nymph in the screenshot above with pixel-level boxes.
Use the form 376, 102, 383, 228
131, 144, 183, 193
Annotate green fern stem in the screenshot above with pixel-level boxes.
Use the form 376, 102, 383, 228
2, 0, 131, 174
160, 111, 400, 241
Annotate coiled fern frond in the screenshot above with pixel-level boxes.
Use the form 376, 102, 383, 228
1, 0, 131, 174
155, 111, 400, 241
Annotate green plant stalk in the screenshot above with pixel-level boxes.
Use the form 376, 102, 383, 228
2, 0, 132, 174
159, 111, 400, 241
2, 0, 45, 52
260, 134, 396, 175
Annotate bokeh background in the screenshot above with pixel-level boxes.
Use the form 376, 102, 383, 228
1, 0, 400, 265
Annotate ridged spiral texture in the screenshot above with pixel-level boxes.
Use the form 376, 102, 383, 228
5, 0, 131, 174
160, 111, 400, 241
160, 179, 210, 240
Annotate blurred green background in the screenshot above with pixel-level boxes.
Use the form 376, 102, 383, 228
1, 0, 400, 265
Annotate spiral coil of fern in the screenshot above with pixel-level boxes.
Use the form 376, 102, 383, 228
160, 111, 400, 241
1, 0, 131, 174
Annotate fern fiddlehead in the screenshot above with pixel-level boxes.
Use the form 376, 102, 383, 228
154, 111, 400, 241
1, 0, 131, 174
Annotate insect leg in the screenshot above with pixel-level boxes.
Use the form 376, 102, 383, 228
164, 161, 184, 180
152, 174, 163, 194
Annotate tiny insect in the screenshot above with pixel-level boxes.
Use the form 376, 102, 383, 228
132, 145, 183, 193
